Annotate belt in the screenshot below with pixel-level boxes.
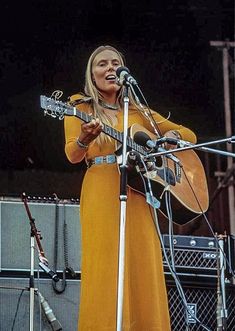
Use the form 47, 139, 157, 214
87, 154, 117, 168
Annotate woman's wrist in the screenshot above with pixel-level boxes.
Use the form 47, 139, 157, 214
76, 137, 89, 149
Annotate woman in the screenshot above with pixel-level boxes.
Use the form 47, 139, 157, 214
64, 45, 197, 331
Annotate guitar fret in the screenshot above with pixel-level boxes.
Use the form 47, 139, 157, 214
127, 136, 133, 148
79, 111, 89, 122
133, 142, 138, 151
104, 125, 111, 135
117, 132, 123, 143
111, 128, 117, 139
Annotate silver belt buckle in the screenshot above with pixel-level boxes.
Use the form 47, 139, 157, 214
106, 155, 116, 164
95, 156, 103, 165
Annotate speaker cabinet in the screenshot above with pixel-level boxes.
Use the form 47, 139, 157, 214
167, 280, 235, 331
0, 277, 80, 331
1, 199, 235, 330
0, 199, 81, 272
1, 276, 235, 331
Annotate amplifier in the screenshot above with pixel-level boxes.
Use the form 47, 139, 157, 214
161, 234, 234, 278
167, 281, 235, 331
0, 197, 81, 273
0, 277, 80, 331
1, 276, 234, 331
1, 197, 234, 281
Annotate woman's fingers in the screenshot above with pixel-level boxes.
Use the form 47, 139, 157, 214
80, 118, 103, 144
82, 118, 102, 132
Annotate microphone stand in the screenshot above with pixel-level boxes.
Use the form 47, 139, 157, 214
216, 234, 228, 331
116, 82, 130, 331
21, 193, 59, 331
146, 136, 235, 159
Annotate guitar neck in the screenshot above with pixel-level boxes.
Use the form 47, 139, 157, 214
71, 107, 147, 156
40, 95, 147, 156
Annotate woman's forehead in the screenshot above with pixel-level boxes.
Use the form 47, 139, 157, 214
93, 49, 121, 64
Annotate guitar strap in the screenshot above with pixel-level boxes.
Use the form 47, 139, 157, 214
138, 104, 162, 138
69, 96, 92, 106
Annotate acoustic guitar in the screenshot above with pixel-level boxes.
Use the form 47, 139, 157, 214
40, 95, 209, 225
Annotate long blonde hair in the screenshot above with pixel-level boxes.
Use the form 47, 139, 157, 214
84, 45, 144, 144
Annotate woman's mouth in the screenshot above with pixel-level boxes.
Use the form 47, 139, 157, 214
105, 74, 116, 81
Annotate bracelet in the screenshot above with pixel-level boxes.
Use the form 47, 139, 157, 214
76, 138, 89, 149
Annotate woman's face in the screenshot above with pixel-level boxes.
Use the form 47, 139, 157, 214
91, 49, 122, 98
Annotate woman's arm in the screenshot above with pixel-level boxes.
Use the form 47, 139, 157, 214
64, 116, 103, 164
142, 110, 197, 143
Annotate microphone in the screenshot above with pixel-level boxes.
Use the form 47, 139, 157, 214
39, 262, 60, 282
134, 131, 178, 149
116, 66, 138, 86
134, 131, 181, 165
38, 291, 63, 331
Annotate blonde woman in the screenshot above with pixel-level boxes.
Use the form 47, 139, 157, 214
64, 45, 196, 331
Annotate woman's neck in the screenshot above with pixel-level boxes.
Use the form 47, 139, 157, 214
99, 99, 119, 111
99, 93, 119, 110
102, 95, 117, 105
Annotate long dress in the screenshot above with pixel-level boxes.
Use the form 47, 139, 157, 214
64, 96, 197, 331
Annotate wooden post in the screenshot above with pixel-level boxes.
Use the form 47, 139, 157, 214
210, 40, 235, 234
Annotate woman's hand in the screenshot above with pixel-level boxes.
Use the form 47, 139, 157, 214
79, 118, 103, 146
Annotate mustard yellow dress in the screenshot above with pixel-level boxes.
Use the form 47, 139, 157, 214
64, 96, 196, 331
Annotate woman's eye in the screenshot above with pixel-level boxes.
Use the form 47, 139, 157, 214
98, 62, 106, 67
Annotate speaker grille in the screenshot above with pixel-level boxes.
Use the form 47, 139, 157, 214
163, 248, 217, 273
167, 284, 235, 331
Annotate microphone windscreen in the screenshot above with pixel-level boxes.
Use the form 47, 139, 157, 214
133, 131, 151, 146
116, 66, 130, 77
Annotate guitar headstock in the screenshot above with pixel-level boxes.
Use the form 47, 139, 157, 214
40, 95, 73, 120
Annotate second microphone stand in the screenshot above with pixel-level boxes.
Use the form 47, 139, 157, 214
22, 193, 60, 331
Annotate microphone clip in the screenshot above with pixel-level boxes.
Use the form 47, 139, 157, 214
39, 262, 60, 282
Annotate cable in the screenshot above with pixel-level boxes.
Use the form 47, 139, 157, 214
11, 289, 25, 331
181, 167, 235, 279
35, 269, 42, 331
151, 206, 212, 331
136, 156, 212, 330
52, 196, 67, 294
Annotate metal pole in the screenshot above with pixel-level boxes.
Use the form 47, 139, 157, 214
29, 236, 35, 331
222, 47, 235, 234
216, 234, 228, 330
210, 41, 235, 234
116, 87, 130, 331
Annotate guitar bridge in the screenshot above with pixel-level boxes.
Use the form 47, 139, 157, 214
174, 163, 182, 183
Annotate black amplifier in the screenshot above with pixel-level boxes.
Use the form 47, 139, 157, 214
161, 234, 234, 278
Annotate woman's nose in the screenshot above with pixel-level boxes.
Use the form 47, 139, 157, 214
107, 63, 115, 71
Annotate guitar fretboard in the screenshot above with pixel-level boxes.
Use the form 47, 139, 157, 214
43, 96, 148, 156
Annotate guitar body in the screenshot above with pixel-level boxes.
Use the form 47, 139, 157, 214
126, 124, 209, 225
40, 95, 209, 225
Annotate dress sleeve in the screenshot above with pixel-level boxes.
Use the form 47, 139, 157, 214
142, 110, 197, 143
64, 115, 83, 163
64, 93, 90, 164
